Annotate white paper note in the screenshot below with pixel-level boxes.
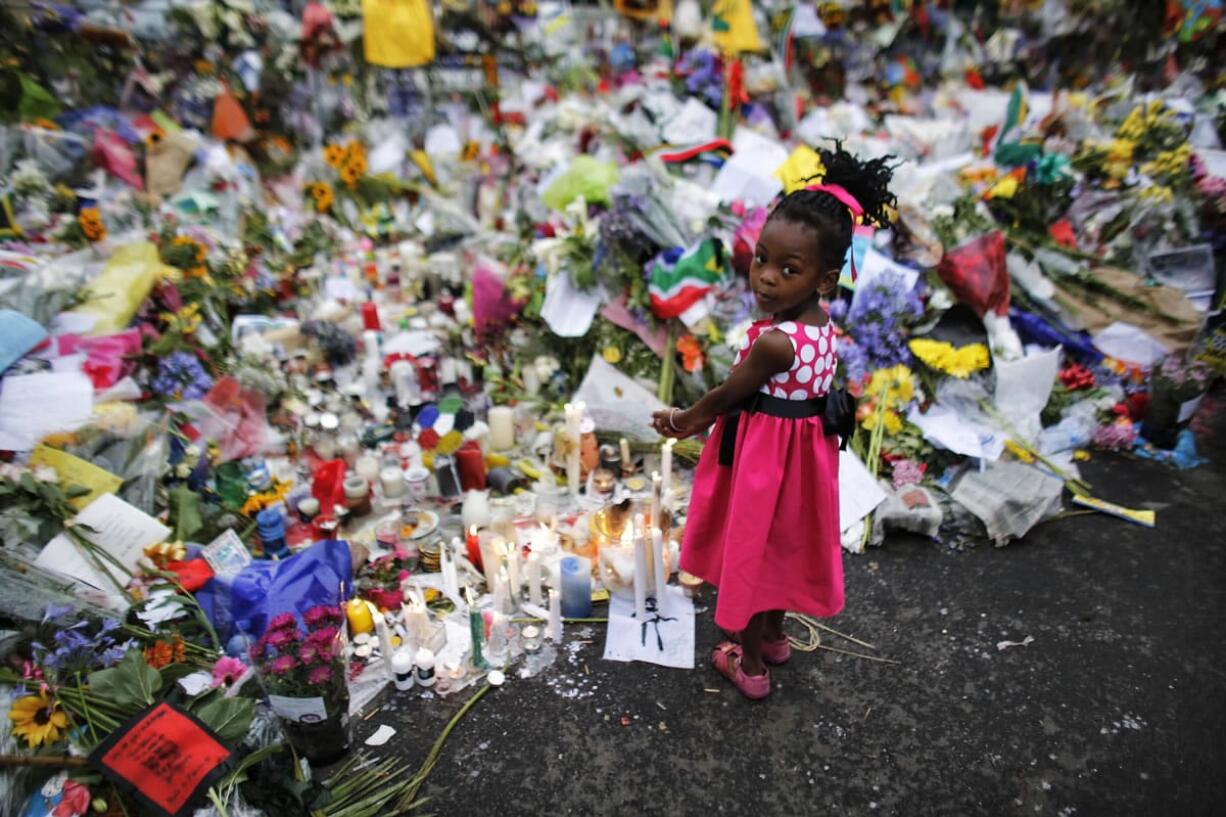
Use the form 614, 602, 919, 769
540, 273, 603, 337
908, 403, 1005, 461
838, 449, 889, 532
994, 347, 1061, 442
34, 493, 170, 594
603, 585, 695, 669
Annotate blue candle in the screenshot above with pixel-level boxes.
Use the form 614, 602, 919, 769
559, 556, 592, 618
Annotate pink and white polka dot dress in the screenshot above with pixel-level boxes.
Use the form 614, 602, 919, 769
681, 316, 844, 633
733, 319, 838, 400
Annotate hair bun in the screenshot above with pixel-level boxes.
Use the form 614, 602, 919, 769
814, 141, 897, 229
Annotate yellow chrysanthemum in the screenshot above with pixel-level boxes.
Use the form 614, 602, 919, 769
861, 407, 903, 435
1004, 439, 1036, 464
602, 346, 622, 364
867, 364, 916, 408
909, 339, 990, 378
9, 690, 69, 748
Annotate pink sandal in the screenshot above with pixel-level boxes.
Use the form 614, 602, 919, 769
720, 628, 792, 665
711, 642, 771, 700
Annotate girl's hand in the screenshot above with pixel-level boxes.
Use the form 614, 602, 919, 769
652, 408, 700, 438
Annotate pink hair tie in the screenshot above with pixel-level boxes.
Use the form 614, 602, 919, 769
804, 183, 865, 219
803, 183, 866, 283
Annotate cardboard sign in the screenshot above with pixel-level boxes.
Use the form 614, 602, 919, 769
90, 702, 233, 817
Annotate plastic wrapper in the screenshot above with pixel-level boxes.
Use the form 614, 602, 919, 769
542, 156, 619, 210
937, 231, 1009, 318
71, 241, 163, 336
362, 0, 436, 68
181, 376, 275, 463
196, 539, 354, 647
63, 415, 169, 514
870, 485, 944, 545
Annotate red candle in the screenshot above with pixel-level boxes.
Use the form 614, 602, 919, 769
360, 301, 381, 331
455, 441, 487, 491
466, 525, 484, 571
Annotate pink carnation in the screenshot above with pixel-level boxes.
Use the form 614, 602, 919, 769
306, 625, 340, 647
211, 656, 248, 688
265, 627, 301, 651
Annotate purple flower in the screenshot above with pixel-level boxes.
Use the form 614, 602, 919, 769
307, 665, 333, 685
151, 351, 214, 401
832, 272, 924, 381
268, 655, 297, 676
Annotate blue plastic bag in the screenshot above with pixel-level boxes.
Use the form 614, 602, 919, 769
197, 539, 354, 651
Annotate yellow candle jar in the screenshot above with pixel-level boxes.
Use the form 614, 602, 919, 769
346, 598, 375, 635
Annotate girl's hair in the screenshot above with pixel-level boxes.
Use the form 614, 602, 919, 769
767, 142, 897, 274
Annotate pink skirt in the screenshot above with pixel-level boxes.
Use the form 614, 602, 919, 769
680, 411, 844, 632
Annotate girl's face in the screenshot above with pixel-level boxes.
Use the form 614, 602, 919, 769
750, 218, 838, 317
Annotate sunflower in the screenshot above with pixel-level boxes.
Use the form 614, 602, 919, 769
173, 234, 208, 263
323, 144, 346, 168
9, 689, 70, 748
78, 208, 106, 243
339, 162, 361, 188
308, 181, 334, 213
343, 139, 366, 165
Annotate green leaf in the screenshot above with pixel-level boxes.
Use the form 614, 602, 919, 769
87, 650, 162, 712
191, 695, 253, 744
171, 484, 204, 542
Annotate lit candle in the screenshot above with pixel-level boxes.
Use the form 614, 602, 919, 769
650, 471, 662, 531
525, 551, 543, 606
619, 437, 632, 475
547, 588, 563, 643
565, 402, 584, 499
488, 406, 515, 451
479, 532, 504, 590
466, 524, 482, 569
661, 438, 675, 511
632, 518, 648, 621
651, 527, 668, 616
504, 541, 520, 605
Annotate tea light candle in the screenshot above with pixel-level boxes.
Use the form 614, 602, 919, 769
651, 527, 668, 615
547, 588, 563, 642
466, 525, 482, 570
380, 466, 406, 499
559, 555, 592, 618
488, 406, 515, 451
461, 490, 492, 529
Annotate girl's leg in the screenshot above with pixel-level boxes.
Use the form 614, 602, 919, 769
739, 612, 769, 677
764, 610, 787, 642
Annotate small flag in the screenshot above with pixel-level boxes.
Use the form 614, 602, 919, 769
648, 239, 726, 320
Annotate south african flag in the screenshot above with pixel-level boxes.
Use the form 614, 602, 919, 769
648, 239, 727, 320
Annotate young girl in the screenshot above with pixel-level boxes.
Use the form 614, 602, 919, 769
652, 145, 895, 699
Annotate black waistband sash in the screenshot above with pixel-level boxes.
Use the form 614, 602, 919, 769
717, 392, 828, 467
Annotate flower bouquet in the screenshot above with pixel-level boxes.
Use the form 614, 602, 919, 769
248, 605, 351, 766
1142, 355, 1211, 449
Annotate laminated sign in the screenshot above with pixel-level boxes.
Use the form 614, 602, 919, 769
90, 702, 233, 817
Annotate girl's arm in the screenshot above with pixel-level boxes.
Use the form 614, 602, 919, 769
651, 330, 794, 438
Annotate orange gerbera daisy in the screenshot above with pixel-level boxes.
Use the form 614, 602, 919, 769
323, 144, 346, 168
